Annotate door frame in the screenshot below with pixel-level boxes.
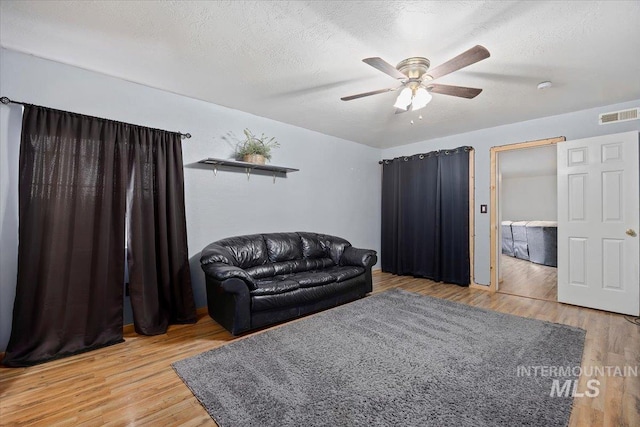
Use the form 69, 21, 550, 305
488, 136, 566, 292
468, 148, 482, 289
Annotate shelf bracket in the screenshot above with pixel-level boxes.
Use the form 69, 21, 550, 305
213, 165, 218, 176
273, 172, 276, 184
245, 167, 251, 180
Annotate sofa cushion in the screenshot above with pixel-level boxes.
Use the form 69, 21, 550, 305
301, 258, 335, 271
272, 260, 305, 276
250, 279, 300, 296
216, 234, 268, 268
254, 275, 291, 284
245, 263, 277, 279
290, 271, 336, 288
298, 232, 326, 259
246, 258, 336, 279
324, 266, 365, 282
251, 277, 364, 312
274, 258, 336, 275
264, 233, 303, 263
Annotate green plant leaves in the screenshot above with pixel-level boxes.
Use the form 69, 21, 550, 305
235, 128, 279, 161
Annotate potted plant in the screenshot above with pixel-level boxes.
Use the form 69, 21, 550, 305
235, 129, 279, 165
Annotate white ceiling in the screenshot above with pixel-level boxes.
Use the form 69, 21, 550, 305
1, 1, 639, 149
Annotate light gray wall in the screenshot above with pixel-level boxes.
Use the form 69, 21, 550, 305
1, 46, 639, 352
381, 99, 640, 286
502, 175, 557, 221
0, 48, 382, 351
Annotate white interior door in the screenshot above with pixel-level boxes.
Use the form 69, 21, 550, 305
557, 131, 639, 316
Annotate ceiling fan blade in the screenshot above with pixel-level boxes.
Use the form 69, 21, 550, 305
362, 57, 407, 80
341, 87, 399, 101
428, 83, 483, 99
426, 45, 490, 80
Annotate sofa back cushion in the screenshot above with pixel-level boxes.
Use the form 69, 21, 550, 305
201, 232, 351, 273
214, 234, 269, 268
244, 263, 276, 279
317, 234, 351, 265
298, 232, 326, 259
264, 232, 303, 262
246, 258, 335, 279
274, 258, 335, 275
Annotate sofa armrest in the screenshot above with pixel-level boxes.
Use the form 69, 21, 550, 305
200, 243, 237, 266
340, 246, 377, 268
219, 277, 252, 295
204, 277, 252, 335
201, 262, 257, 290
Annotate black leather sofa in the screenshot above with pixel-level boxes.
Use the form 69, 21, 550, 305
200, 232, 377, 335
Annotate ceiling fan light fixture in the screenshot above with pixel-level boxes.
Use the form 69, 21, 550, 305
342, 46, 490, 114
393, 87, 413, 110
411, 87, 432, 111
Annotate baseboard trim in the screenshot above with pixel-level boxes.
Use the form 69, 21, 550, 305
470, 282, 491, 291
122, 306, 209, 334
0, 307, 212, 359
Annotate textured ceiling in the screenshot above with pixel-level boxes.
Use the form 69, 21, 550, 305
1, 1, 639, 148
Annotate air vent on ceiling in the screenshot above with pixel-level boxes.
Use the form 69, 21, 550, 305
599, 108, 639, 125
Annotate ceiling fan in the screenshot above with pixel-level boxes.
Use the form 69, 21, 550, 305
341, 45, 490, 113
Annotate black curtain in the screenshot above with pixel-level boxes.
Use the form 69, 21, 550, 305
3, 105, 128, 367
3, 105, 196, 367
126, 129, 196, 335
381, 147, 471, 286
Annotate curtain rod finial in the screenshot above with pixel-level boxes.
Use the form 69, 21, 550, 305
181, 133, 191, 139
0, 97, 11, 105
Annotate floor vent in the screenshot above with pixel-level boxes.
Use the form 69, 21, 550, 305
599, 107, 639, 125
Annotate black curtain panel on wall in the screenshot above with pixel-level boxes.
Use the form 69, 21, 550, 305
3, 105, 128, 367
381, 147, 471, 286
3, 104, 196, 367
126, 129, 196, 335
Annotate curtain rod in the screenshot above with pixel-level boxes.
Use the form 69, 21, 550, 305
378, 146, 474, 164
0, 96, 191, 140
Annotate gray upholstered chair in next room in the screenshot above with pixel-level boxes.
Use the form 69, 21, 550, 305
511, 221, 530, 261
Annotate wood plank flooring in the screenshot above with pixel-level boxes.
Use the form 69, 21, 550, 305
1, 271, 638, 426
498, 254, 558, 301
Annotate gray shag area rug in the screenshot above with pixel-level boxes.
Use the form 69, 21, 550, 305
173, 289, 585, 427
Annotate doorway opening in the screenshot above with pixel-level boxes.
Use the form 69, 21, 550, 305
489, 137, 565, 301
